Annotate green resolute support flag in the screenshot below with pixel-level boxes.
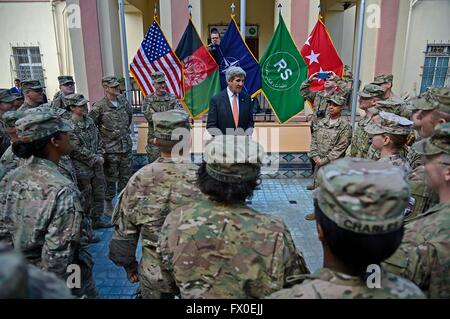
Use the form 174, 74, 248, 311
175, 19, 221, 118
260, 14, 308, 123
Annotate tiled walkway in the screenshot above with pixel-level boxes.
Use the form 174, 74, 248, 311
89, 178, 322, 299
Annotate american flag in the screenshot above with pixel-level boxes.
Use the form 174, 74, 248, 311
130, 21, 183, 98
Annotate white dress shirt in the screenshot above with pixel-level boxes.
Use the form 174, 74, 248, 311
226, 87, 239, 119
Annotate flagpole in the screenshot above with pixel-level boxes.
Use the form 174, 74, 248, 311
350, 0, 366, 129
240, 0, 246, 37
118, 0, 134, 142
118, 0, 132, 106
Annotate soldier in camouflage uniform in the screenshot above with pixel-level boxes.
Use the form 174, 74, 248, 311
51, 76, 76, 110
0, 244, 73, 299
17, 80, 45, 112
366, 99, 412, 160
89, 76, 133, 215
372, 74, 410, 118
109, 110, 199, 299
268, 158, 425, 299
406, 94, 426, 170
158, 135, 310, 298
66, 94, 111, 232
383, 123, 450, 298
300, 71, 346, 125
349, 84, 385, 158
364, 111, 413, 177
405, 88, 449, 220
143, 72, 185, 163
0, 110, 27, 175
0, 108, 97, 298
308, 95, 352, 189
0, 89, 20, 157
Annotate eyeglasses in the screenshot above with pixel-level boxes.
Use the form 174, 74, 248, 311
63, 83, 75, 87
30, 88, 43, 94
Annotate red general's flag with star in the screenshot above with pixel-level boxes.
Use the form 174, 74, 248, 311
301, 18, 343, 91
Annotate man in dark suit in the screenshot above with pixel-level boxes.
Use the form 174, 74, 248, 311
10, 79, 22, 96
207, 66, 254, 136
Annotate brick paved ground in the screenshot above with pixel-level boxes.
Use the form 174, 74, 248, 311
89, 178, 321, 299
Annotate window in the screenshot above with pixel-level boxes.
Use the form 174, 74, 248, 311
11, 46, 45, 85
420, 44, 450, 93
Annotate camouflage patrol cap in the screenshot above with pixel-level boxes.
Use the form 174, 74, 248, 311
152, 110, 190, 140
58, 75, 74, 85
413, 123, 450, 156
21, 80, 44, 90
327, 94, 347, 106
412, 87, 450, 113
151, 72, 166, 83
369, 99, 411, 117
359, 84, 385, 99
63, 93, 88, 107
1, 110, 25, 125
373, 74, 394, 85
316, 158, 409, 235
0, 89, 19, 103
15, 107, 73, 143
205, 135, 265, 183
102, 76, 120, 87
365, 111, 413, 136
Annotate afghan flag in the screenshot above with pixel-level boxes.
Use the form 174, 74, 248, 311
260, 14, 308, 123
175, 19, 221, 118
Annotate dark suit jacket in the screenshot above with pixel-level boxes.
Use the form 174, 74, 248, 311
207, 89, 254, 135
10, 87, 22, 96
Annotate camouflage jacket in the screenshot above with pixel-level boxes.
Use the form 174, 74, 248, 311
0, 147, 76, 185
18, 101, 39, 112
0, 145, 27, 176
89, 96, 133, 154
51, 93, 66, 110
309, 117, 352, 165
0, 122, 10, 158
0, 157, 83, 278
407, 135, 424, 170
267, 268, 425, 299
383, 202, 450, 298
143, 93, 184, 141
407, 164, 439, 221
350, 115, 373, 158
109, 158, 200, 275
68, 115, 104, 178
300, 77, 347, 120
379, 154, 411, 177
159, 199, 310, 299
367, 144, 409, 162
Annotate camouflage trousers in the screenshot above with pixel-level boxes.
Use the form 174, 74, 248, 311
104, 152, 133, 201
71, 246, 98, 299
77, 164, 106, 222
139, 247, 177, 299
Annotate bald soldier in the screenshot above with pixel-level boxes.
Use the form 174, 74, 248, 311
383, 123, 450, 298
268, 158, 425, 299
159, 136, 309, 298
109, 110, 200, 299
142, 72, 184, 164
